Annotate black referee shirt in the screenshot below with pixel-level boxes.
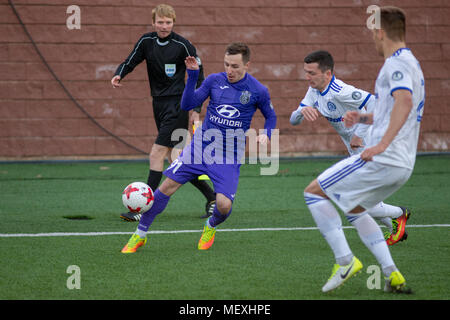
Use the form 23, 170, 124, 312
114, 31, 204, 99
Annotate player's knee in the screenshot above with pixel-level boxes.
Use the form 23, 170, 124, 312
216, 198, 232, 215
344, 206, 368, 224
158, 178, 181, 197
304, 179, 324, 196
150, 145, 168, 163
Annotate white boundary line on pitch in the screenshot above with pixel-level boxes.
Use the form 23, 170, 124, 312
0, 224, 449, 238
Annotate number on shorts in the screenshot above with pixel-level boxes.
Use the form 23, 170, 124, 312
168, 159, 183, 174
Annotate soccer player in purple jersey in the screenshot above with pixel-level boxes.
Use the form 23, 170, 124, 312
121, 42, 277, 253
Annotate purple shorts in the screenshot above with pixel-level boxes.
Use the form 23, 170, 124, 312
163, 158, 240, 202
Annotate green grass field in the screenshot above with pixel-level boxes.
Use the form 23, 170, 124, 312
0, 155, 449, 301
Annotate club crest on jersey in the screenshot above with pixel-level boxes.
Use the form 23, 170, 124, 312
240, 90, 251, 105
165, 64, 176, 77
352, 91, 362, 100
327, 101, 337, 111
392, 71, 403, 81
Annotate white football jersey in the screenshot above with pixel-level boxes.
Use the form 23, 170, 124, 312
367, 48, 425, 170
294, 75, 373, 155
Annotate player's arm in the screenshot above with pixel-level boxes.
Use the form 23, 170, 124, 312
111, 36, 146, 88
181, 56, 210, 111
350, 99, 372, 149
257, 89, 277, 144
344, 111, 374, 127
190, 55, 204, 127
361, 89, 413, 161
290, 103, 314, 125
187, 42, 205, 115
290, 88, 319, 124
290, 105, 304, 125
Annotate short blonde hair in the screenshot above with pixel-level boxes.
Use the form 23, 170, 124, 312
152, 4, 176, 23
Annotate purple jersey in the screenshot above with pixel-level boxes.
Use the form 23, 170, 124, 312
181, 69, 277, 164
163, 69, 277, 201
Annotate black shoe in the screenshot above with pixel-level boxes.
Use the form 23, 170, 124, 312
120, 212, 142, 222
200, 200, 215, 219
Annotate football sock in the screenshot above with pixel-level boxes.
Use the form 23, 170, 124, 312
378, 217, 394, 232
367, 202, 403, 231
367, 202, 403, 219
304, 192, 353, 266
190, 178, 216, 202
347, 211, 397, 277
137, 189, 170, 236
207, 206, 232, 228
147, 169, 163, 192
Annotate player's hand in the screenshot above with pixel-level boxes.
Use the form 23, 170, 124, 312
257, 134, 269, 145
350, 135, 364, 150
360, 143, 386, 161
343, 110, 360, 128
300, 106, 319, 122
190, 111, 201, 129
111, 75, 122, 88
185, 56, 199, 70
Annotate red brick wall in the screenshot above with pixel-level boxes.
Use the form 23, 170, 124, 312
1, 0, 449, 158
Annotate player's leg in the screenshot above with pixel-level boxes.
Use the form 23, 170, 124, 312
119, 143, 168, 222
197, 164, 239, 250
198, 193, 232, 250
148, 143, 169, 189
147, 96, 182, 193
345, 207, 410, 293
169, 146, 216, 218
304, 178, 362, 292
348, 137, 410, 244
120, 97, 167, 222
121, 177, 182, 253
317, 157, 412, 292
367, 202, 411, 245
385, 206, 411, 245
122, 154, 203, 253
164, 98, 216, 217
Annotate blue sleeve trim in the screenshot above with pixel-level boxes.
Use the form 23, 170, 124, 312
390, 87, 412, 96
359, 93, 371, 110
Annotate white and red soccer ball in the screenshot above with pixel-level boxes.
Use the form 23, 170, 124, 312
122, 182, 154, 213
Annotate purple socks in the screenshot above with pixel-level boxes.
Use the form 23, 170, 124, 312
137, 189, 170, 232
208, 205, 232, 228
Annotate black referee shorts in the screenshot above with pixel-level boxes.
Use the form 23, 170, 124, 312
152, 95, 189, 149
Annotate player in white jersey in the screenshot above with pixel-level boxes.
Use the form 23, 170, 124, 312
303, 6, 423, 293
291, 50, 410, 245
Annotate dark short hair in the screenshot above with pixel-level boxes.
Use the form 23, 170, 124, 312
380, 6, 406, 41
304, 50, 334, 73
225, 42, 250, 64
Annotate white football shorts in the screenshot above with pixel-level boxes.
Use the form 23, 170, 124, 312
317, 154, 412, 213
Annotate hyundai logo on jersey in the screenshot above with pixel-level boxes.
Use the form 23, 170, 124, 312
216, 105, 241, 119
165, 64, 176, 77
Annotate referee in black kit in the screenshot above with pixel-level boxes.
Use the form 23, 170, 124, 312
112, 4, 216, 221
